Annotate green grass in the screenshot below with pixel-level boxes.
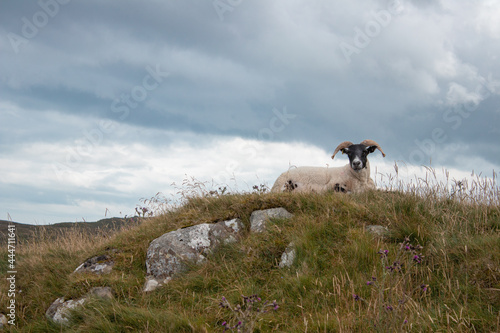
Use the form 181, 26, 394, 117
1, 173, 499, 332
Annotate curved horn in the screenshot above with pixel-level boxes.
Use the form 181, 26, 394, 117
360, 139, 386, 157
331, 141, 353, 159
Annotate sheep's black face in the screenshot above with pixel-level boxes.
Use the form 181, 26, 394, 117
342, 144, 377, 172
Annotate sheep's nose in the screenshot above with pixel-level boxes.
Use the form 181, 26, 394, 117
352, 161, 361, 168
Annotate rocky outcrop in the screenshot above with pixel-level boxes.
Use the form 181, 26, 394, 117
250, 208, 293, 233
45, 207, 296, 321
144, 218, 244, 292
46, 287, 113, 325
143, 208, 294, 291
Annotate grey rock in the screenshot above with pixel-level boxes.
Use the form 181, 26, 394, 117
365, 225, 389, 238
46, 287, 114, 325
279, 242, 296, 268
143, 278, 160, 293
88, 286, 113, 299
250, 208, 293, 233
74, 254, 114, 275
144, 218, 243, 291
0, 313, 7, 328
46, 297, 86, 325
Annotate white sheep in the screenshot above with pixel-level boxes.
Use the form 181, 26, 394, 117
271, 140, 385, 194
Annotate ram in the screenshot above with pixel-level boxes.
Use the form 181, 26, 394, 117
271, 140, 385, 193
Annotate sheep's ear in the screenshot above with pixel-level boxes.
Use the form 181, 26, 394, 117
332, 141, 354, 159
360, 140, 386, 157
366, 146, 377, 154
366, 145, 386, 157
341, 147, 350, 154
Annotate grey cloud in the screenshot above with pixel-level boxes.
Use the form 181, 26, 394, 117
1, 0, 499, 223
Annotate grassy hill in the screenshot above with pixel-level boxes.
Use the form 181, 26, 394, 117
0, 177, 499, 332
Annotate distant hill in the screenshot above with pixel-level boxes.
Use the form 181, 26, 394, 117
0, 217, 141, 243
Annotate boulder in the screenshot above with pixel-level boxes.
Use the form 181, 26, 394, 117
250, 208, 293, 233
144, 218, 243, 292
46, 287, 113, 325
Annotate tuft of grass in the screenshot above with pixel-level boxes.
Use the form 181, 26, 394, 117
1, 168, 499, 332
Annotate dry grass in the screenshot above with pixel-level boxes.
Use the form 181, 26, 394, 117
1, 167, 499, 332
376, 162, 499, 206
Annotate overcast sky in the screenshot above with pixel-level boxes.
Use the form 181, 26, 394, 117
1, 0, 499, 224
